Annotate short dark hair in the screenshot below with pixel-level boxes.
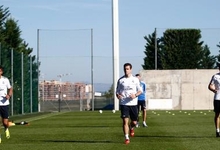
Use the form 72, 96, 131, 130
0, 65, 4, 71
135, 74, 140, 77
124, 63, 132, 69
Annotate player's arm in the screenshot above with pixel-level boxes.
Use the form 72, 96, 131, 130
144, 83, 147, 99
116, 93, 121, 99
208, 78, 217, 93
6, 87, 13, 99
130, 90, 142, 99
116, 80, 122, 99
135, 90, 142, 97
209, 83, 217, 93
143, 82, 146, 93
131, 79, 142, 99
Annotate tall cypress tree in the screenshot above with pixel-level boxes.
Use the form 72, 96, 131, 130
199, 44, 216, 69
0, 6, 10, 43
0, 5, 39, 114
217, 42, 220, 67
142, 31, 162, 69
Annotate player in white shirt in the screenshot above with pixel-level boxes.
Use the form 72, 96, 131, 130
0, 66, 13, 143
116, 63, 142, 144
208, 64, 220, 137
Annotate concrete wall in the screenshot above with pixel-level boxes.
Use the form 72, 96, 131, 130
140, 69, 217, 110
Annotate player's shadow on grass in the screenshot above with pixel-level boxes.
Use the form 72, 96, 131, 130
65, 125, 109, 128
44, 140, 113, 143
135, 135, 213, 138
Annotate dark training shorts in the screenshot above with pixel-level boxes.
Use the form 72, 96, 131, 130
0, 105, 9, 119
137, 100, 146, 112
214, 100, 220, 114
120, 105, 138, 121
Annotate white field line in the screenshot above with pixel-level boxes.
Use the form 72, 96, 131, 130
1, 112, 68, 129
17, 111, 68, 122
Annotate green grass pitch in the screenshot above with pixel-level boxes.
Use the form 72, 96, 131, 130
0, 110, 219, 150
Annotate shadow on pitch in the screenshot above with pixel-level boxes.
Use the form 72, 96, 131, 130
43, 140, 114, 143
135, 135, 213, 138
65, 125, 109, 128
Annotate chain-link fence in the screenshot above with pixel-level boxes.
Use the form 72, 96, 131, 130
40, 97, 113, 112
37, 28, 220, 112
0, 44, 38, 116
2, 28, 219, 114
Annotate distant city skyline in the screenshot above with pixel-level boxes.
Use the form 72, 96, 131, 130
39, 80, 91, 101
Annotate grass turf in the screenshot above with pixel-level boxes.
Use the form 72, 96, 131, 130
0, 110, 219, 150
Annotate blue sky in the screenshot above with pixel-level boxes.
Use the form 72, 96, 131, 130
1, 0, 220, 84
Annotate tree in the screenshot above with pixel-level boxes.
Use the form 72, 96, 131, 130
142, 31, 163, 69
198, 44, 216, 69
161, 29, 204, 69
3, 18, 22, 49
217, 42, 220, 67
103, 84, 114, 99
0, 6, 10, 42
0, 5, 39, 114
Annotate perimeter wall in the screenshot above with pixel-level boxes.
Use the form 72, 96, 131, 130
140, 69, 217, 110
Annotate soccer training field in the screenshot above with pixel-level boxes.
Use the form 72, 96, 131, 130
0, 110, 219, 150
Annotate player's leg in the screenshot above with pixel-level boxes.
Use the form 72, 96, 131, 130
129, 106, 138, 137
214, 100, 220, 137
214, 112, 220, 137
136, 102, 140, 127
0, 113, 1, 143
120, 105, 130, 144
123, 118, 130, 144
3, 119, 10, 139
141, 101, 148, 127
1, 106, 10, 139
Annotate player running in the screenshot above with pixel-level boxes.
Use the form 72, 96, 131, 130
116, 63, 142, 144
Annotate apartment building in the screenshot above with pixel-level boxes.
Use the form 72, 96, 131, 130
39, 80, 92, 101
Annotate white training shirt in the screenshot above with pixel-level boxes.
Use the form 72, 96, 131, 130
0, 76, 11, 106
116, 75, 142, 106
210, 73, 220, 100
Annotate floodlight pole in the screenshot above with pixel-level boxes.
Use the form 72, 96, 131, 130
112, 0, 120, 111
91, 28, 94, 111
57, 73, 72, 112
57, 75, 62, 112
